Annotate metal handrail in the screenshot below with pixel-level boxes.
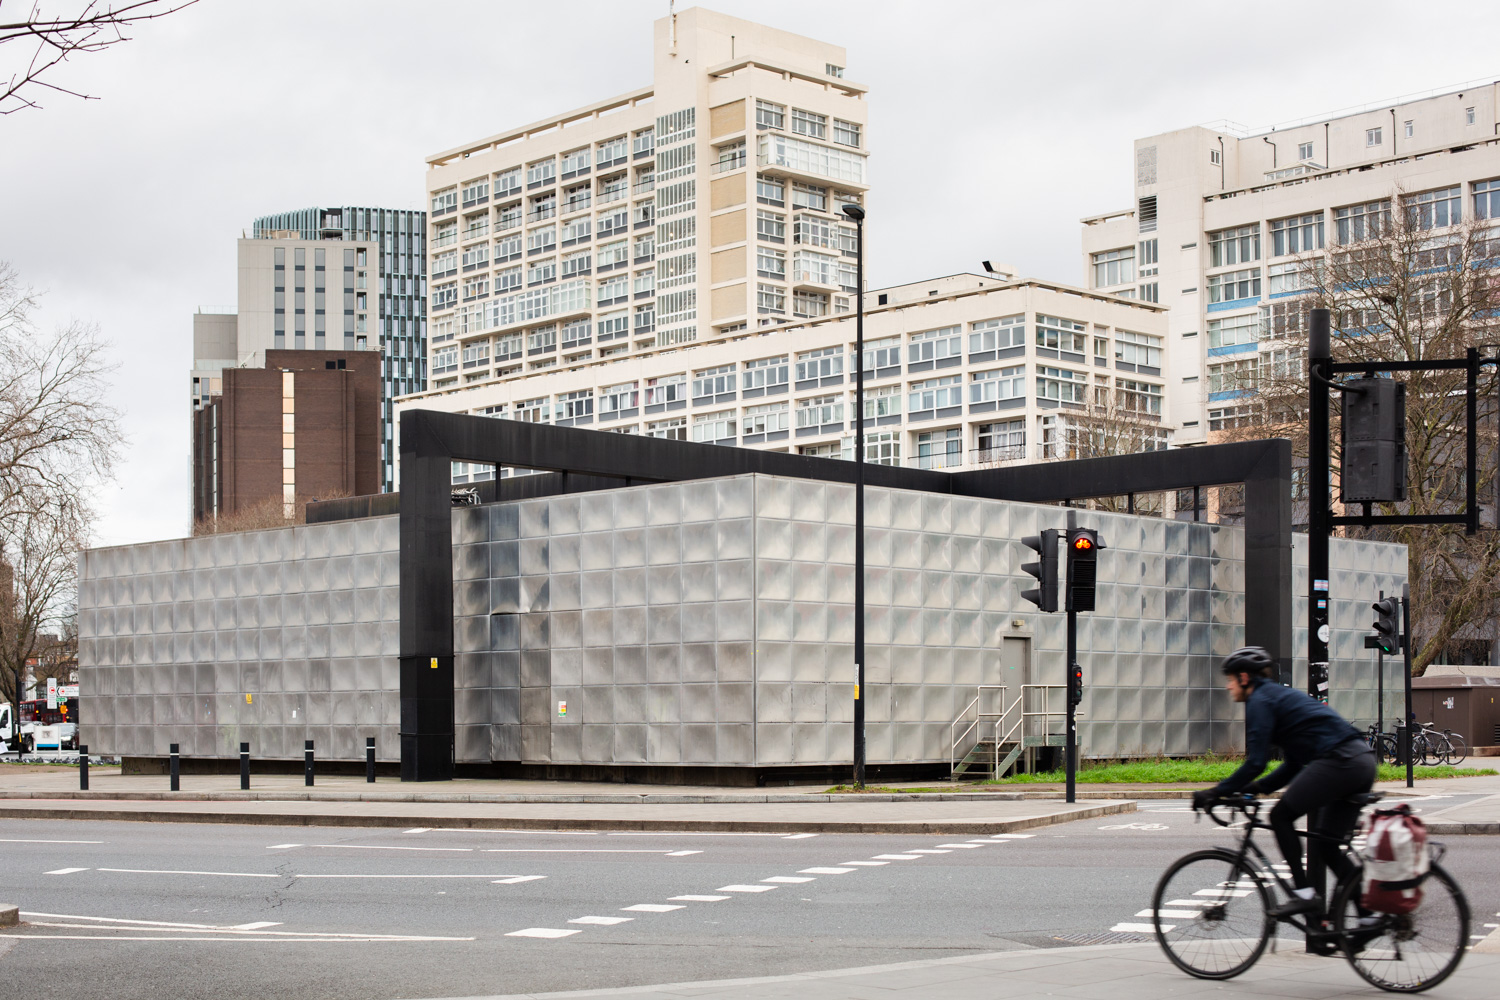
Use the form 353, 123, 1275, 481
949, 685, 1007, 776
999, 683, 1082, 749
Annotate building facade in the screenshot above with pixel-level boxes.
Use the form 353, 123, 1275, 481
192, 350, 381, 523
398, 274, 1170, 484
1080, 80, 1500, 444
77, 473, 1406, 769
420, 8, 868, 411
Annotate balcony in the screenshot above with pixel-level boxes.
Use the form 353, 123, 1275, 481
969, 445, 1026, 466
596, 187, 627, 206
632, 179, 655, 196
495, 215, 522, 233
790, 268, 838, 293
433, 231, 458, 248
527, 206, 557, 224
712, 153, 747, 174
561, 197, 592, 215
459, 224, 489, 244
912, 450, 964, 470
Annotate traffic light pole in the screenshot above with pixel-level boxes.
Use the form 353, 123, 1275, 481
1401, 586, 1414, 789
1065, 605, 1078, 804
1308, 309, 1332, 702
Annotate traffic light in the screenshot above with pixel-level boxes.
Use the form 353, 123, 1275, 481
1067, 662, 1084, 708
1372, 597, 1401, 655
1342, 378, 1407, 503
1020, 530, 1059, 613
1065, 528, 1102, 612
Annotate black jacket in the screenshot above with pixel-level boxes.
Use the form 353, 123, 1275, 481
1211, 680, 1363, 796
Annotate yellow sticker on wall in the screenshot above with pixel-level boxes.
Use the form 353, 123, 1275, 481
430, 657, 439, 669
245, 693, 253, 704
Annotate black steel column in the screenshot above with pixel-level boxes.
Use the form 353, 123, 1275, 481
1401, 586, 1415, 788
1376, 592, 1384, 737
239, 741, 250, 790
78, 745, 88, 790
1065, 510, 1078, 804
843, 204, 866, 789
1308, 308, 1332, 700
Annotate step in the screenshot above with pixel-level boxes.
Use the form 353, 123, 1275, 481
1469, 746, 1500, 757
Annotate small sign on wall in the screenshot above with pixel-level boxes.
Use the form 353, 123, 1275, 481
558, 701, 567, 717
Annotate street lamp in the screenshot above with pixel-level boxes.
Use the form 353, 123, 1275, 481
841, 202, 866, 789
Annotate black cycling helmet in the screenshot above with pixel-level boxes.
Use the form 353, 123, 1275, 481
1220, 646, 1274, 679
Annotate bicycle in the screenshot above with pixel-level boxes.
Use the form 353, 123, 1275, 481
1441, 729, 1468, 765
1364, 725, 1400, 765
1415, 723, 1467, 766
1152, 793, 1470, 992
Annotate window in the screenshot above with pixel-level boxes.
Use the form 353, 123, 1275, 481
915, 428, 962, 470
1467, 107, 1476, 125
1405, 120, 1414, 139
1207, 312, 1259, 349
633, 268, 655, 295
515, 396, 549, 424
596, 309, 628, 340
1208, 224, 1260, 267
560, 317, 590, 348
799, 442, 843, 459
970, 366, 1025, 404
598, 274, 628, 304
462, 178, 489, 204
646, 416, 686, 440
908, 375, 962, 412
596, 239, 628, 269
461, 243, 489, 270
1263, 297, 1311, 340
1035, 314, 1087, 354
794, 213, 835, 249
976, 420, 1025, 462
757, 210, 786, 242
858, 335, 901, 373
432, 344, 458, 374
634, 233, 655, 260
495, 167, 521, 197
757, 246, 786, 278
1209, 404, 1257, 432
632, 128, 654, 156
1206, 268, 1260, 303
1117, 379, 1163, 415
792, 249, 837, 286
1262, 346, 1305, 382
1270, 212, 1324, 256
909, 325, 963, 364
432, 249, 457, 275
597, 136, 627, 164
1036, 366, 1085, 403
462, 275, 488, 299
693, 364, 736, 398
1297, 141, 1314, 160
755, 100, 785, 130
1334, 199, 1390, 244
495, 233, 522, 261
1115, 330, 1163, 368
527, 225, 556, 253
563, 182, 591, 213
1091, 247, 1135, 287
795, 394, 843, 428
526, 159, 556, 187
795, 345, 843, 381
645, 373, 687, 406
715, 140, 746, 171
1267, 261, 1317, 295
860, 382, 902, 418
793, 290, 827, 317
433, 282, 457, 311
791, 182, 827, 211
633, 303, 654, 332
561, 250, 591, 278
527, 324, 557, 352
431, 188, 457, 213
744, 355, 789, 392
1210, 148, 1221, 165
527, 258, 556, 285
599, 382, 638, 417
1208, 358, 1257, 394
756, 175, 785, 205
833, 119, 861, 147
1475, 178, 1500, 220
826, 63, 844, 77
969, 315, 1026, 353
1405, 186, 1461, 230
791, 108, 826, 139
757, 282, 785, 313
1366, 127, 1382, 147
759, 134, 866, 184
744, 401, 790, 435
558, 389, 593, 421
691, 409, 736, 443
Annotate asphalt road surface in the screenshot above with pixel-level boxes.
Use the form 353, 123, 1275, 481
0, 793, 1495, 1000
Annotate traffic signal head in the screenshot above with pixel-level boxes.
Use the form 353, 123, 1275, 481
1342, 378, 1407, 503
1371, 597, 1401, 655
1020, 529, 1059, 613
1065, 528, 1102, 612
1068, 662, 1084, 708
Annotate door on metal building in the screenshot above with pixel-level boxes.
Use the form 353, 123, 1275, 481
1001, 637, 1031, 745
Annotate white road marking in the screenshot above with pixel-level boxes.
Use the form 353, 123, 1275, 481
506, 928, 580, 939
621, 904, 683, 913
492, 876, 547, 884
311, 845, 473, 852
0, 839, 102, 844
988, 833, 1034, 839
840, 861, 888, 866
799, 867, 854, 875
1112, 922, 1169, 933
94, 868, 544, 880
18, 915, 467, 941
231, 922, 283, 931
1137, 909, 1200, 919
781, 833, 818, 839
871, 854, 922, 860
265, 844, 302, 850
44, 868, 89, 875
1098, 823, 1169, 831
761, 876, 813, 883
1164, 900, 1214, 908
481, 849, 679, 855
935, 844, 983, 849
717, 884, 776, 893
0, 933, 474, 943
1193, 889, 1252, 898
966, 839, 1003, 844
569, 916, 632, 925
403, 828, 430, 834
665, 850, 702, 857
669, 895, 729, 901
605, 832, 795, 838
905, 849, 951, 854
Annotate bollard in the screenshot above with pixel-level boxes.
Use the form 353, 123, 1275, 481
169, 743, 180, 791
304, 739, 315, 786
366, 737, 376, 783
239, 742, 250, 790
79, 744, 89, 791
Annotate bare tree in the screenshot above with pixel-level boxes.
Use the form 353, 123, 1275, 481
1, 0, 196, 114
1212, 195, 1500, 673
191, 491, 351, 536
1033, 382, 1173, 515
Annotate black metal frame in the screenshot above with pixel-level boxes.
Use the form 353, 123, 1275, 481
396, 409, 1295, 781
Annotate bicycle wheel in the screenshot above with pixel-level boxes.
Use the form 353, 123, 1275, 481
1378, 734, 1400, 765
1333, 861, 1470, 992
1444, 732, 1467, 765
1414, 734, 1440, 767
1152, 848, 1272, 979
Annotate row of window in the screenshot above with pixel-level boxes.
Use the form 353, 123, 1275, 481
432, 129, 657, 213
754, 100, 861, 149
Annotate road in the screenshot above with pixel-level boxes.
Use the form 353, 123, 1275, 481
0, 795, 1495, 1000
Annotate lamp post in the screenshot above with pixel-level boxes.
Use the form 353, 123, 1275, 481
841, 202, 866, 789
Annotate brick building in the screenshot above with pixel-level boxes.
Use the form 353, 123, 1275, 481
192, 350, 381, 524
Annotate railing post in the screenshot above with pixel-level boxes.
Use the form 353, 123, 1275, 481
304, 740, 315, 787
240, 742, 250, 790
366, 737, 376, 783
169, 743, 180, 791
78, 744, 88, 790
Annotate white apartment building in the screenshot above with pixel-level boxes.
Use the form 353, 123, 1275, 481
1080, 79, 1500, 445
420, 7, 867, 405
396, 272, 1168, 482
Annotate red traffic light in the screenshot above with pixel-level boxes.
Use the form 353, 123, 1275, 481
1072, 537, 1093, 550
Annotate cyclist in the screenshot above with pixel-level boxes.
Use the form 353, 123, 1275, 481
1190, 646, 1377, 918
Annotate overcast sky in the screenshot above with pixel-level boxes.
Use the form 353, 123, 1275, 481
3, 0, 1498, 548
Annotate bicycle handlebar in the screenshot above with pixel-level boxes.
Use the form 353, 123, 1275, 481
1195, 793, 1260, 828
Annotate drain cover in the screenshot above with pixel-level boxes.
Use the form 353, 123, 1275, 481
1053, 930, 1153, 946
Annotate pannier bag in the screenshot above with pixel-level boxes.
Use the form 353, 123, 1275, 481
1360, 803, 1430, 915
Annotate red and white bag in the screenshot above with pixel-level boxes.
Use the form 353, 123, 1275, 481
1360, 804, 1429, 915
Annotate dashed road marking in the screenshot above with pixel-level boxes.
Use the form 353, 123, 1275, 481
782, 833, 818, 839
871, 854, 922, 860
799, 867, 855, 875
506, 927, 580, 939
989, 834, 1035, 839
905, 849, 951, 854
492, 876, 547, 884
1137, 909, 1200, 919
621, 904, 683, 913
265, 844, 301, 850
44, 868, 88, 875
840, 861, 888, 866
403, 828, 430, 834
1112, 921, 1169, 933
669, 895, 729, 902
761, 876, 813, 883
718, 884, 776, 893
569, 916, 632, 925
231, 922, 283, 931
313, 845, 473, 852
935, 844, 984, 849
665, 850, 702, 857
0, 839, 102, 845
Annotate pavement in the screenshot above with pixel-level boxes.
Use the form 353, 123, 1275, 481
1, 763, 1498, 835
427, 939, 1500, 1000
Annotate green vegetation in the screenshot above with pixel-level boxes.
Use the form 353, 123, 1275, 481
984, 756, 1496, 785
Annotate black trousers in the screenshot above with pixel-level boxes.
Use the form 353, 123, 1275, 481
1269, 741, 1377, 891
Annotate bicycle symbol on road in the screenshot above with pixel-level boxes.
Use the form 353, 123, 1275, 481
1098, 822, 1170, 831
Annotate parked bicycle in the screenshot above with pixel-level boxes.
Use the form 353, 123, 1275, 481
1362, 724, 1468, 766
1153, 793, 1469, 992
1364, 725, 1400, 765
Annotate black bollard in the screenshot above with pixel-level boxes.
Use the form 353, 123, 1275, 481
169, 743, 180, 791
304, 739, 315, 787
79, 744, 89, 790
365, 737, 376, 783
239, 742, 250, 790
